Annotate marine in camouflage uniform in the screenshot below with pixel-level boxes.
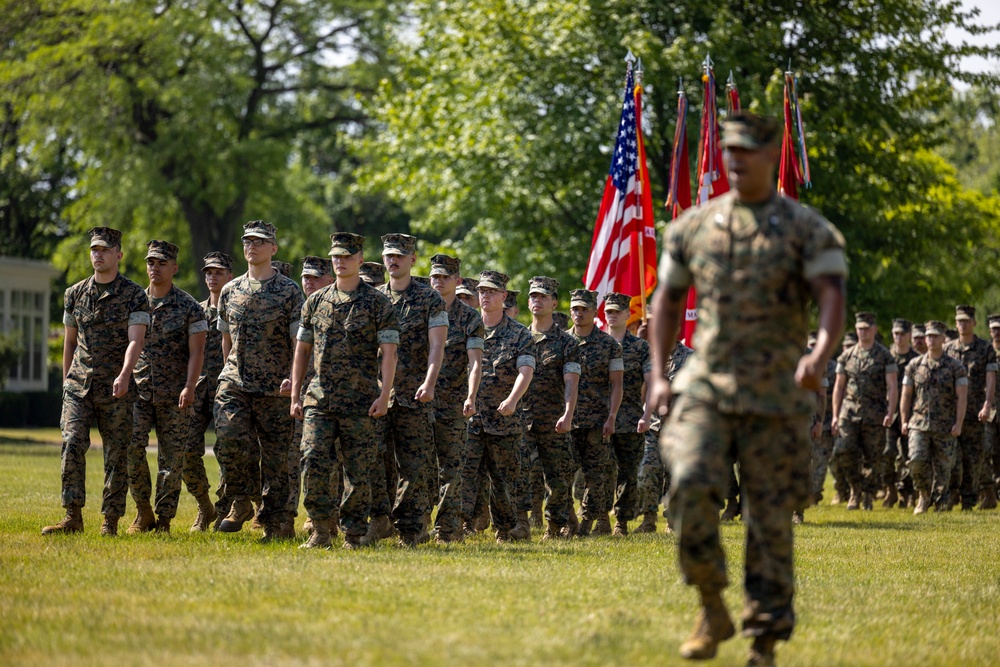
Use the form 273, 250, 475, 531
288, 256, 337, 528
886, 318, 919, 507
568, 289, 623, 535
429, 254, 484, 542
214, 220, 304, 541
459, 270, 535, 542
831, 312, 898, 510
943, 304, 997, 510
126, 241, 208, 534
636, 341, 693, 533
982, 314, 1000, 509
900, 320, 968, 513
360, 261, 386, 287
648, 113, 847, 663
184, 251, 233, 531
43, 227, 151, 537
455, 277, 479, 309
370, 233, 448, 546
809, 346, 838, 505
912, 323, 928, 355
523, 276, 580, 536
292, 233, 399, 549
602, 292, 652, 535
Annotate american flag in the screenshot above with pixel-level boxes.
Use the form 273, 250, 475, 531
584, 59, 656, 327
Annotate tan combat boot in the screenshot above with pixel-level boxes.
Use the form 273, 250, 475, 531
979, 485, 998, 510
747, 634, 777, 666
302, 517, 314, 535
566, 509, 579, 536
594, 512, 612, 535
126, 501, 156, 535
846, 487, 861, 511
830, 491, 843, 505
576, 513, 593, 537
678, 590, 736, 660
299, 518, 332, 549
190, 494, 218, 532
99, 515, 119, 537
612, 520, 628, 536
861, 491, 873, 511
42, 507, 84, 535
330, 507, 340, 537
530, 498, 544, 528
155, 516, 171, 533
541, 521, 566, 540
217, 496, 253, 532
633, 512, 657, 534
881, 485, 898, 508
361, 515, 395, 546
509, 510, 531, 540
250, 502, 264, 530
261, 519, 294, 543
913, 490, 931, 515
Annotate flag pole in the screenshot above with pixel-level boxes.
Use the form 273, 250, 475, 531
634, 59, 649, 324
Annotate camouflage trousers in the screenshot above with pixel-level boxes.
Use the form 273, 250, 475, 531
371, 402, 435, 537
810, 430, 833, 500
948, 420, 985, 508
983, 419, 1000, 491
662, 396, 811, 641
460, 427, 519, 533
183, 388, 214, 501
432, 407, 469, 537
513, 431, 535, 513
601, 431, 644, 522
908, 429, 957, 503
570, 427, 611, 519
886, 418, 914, 499
214, 382, 293, 525
526, 425, 576, 526
291, 418, 342, 520
58, 391, 133, 517
301, 407, 378, 537
638, 429, 667, 515
128, 398, 191, 520
833, 421, 885, 495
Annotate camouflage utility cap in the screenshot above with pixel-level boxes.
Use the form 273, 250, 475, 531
891, 318, 911, 333
925, 320, 946, 336
381, 233, 416, 256
855, 312, 876, 328
360, 262, 386, 285
603, 292, 631, 312
301, 256, 332, 277
329, 232, 365, 257
429, 254, 461, 276
89, 227, 123, 249
528, 276, 559, 296
271, 261, 292, 277
145, 240, 178, 261
955, 304, 976, 321
243, 220, 277, 240
719, 112, 780, 150
912, 324, 926, 337
202, 252, 233, 272
569, 289, 598, 309
552, 312, 571, 329
844, 332, 859, 345
478, 270, 509, 291
456, 278, 478, 296
989, 314, 1000, 329
504, 290, 520, 310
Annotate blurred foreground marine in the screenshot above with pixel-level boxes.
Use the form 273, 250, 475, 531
648, 112, 847, 666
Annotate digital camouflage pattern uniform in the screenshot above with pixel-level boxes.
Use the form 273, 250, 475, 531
298, 272, 399, 538
887, 326, 919, 502
833, 326, 897, 497
373, 236, 448, 537
602, 294, 650, 524
128, 258, 208, 521
460, 271, 536, 537
522, 276, 581, 528
639, 342, 693, 516
659, 185, 847, 640
810, 358, 838, 501
943, 312, 997, 508
60, 232, 151, 519
431, 254, 484, 538
184, 253, 232, 511
569, 298, 623, 521
904, 346, 967, 505
215, 233, 304, 528
984, 317, 1000, 501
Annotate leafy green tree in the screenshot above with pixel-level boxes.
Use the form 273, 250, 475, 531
359, 0, 1000, 320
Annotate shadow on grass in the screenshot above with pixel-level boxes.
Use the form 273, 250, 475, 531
813, 520, 922, 531
0, 439, 62, 453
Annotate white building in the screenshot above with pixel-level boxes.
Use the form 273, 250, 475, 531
0, 257, 61, 392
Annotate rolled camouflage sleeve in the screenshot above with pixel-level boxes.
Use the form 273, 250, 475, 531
128, 285, 151, 327
217, 289, 230, 333
377, 295, 400, 346
885, 362, 898, 376
296, 297, 316, 344
609, 338, 624, 372
466, 310, 485, 350
63, 311, 78, 328
563, 337, 581, 375
987, 346, 998, 373
803, 216, 849, 281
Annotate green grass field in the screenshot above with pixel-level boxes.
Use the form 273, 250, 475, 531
2, 436, 999, 667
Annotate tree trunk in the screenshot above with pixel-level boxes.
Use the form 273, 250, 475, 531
179, 195, 246, 298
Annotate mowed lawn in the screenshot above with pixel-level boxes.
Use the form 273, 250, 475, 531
2, 439, 999, 667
